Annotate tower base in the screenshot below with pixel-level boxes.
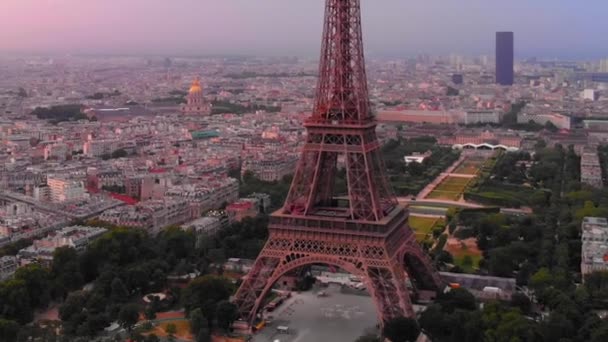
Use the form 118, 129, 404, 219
233, 206, 442, 325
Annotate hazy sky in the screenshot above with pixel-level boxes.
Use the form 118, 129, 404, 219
1, 0, 607, 59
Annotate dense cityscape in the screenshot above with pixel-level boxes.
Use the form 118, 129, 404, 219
2, 1, 608, 342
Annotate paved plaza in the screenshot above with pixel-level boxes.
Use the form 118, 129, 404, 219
252, 284, 379, 342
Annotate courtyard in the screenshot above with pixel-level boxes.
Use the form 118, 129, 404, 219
252, 284, 378, 342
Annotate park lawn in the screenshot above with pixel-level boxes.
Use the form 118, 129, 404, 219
453, 254, 483, 273
150, 320, 193, 341
445, 240, 483, 273
453, 158, 485, 175
409, 216, 445, 242
453, 165, 479, 175
427, 176, 473, 200
435, 176, 472, 190
426, 190, 462, 201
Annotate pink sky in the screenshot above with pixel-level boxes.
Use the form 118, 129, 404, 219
1, 0, 606, 58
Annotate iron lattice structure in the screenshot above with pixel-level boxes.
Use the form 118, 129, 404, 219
233, 0, 442, 326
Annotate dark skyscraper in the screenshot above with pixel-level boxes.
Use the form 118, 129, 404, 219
496, 32, 514, 85
452, 74, 464, 85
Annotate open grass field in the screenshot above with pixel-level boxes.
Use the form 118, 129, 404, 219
148, 319, 193, 341
426, 176, 472, 201
444, 237, 483, 273
453, 158, 485, 175
409, 215, 445, 242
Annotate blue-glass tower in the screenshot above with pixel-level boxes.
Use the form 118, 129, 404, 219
496, 32, 514, 85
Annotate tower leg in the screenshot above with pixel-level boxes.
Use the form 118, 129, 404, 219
232, 235, 420, 326
400, 236, 444, 291
366, 263, 416, 320
232, 254, 281, 324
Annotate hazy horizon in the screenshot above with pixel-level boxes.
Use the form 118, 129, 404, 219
2, 0, 608, 59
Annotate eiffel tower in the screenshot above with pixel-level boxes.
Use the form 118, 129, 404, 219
233, 0, 442, 326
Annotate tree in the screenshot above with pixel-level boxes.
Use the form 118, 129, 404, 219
482, 303, 535, 342
118, 303, 140, 333
59, 291, 87, 321
437, 288, 477, 313
446, 86, 459, 96
215, 301, 238, 332
355, 334, 381, 342
0, 319, 20, 341
189, 308, 206, 336
196, 328, 212, 342
383, 316, 420, 342
144, 306, 157, 321
182, 275, 233, 315
165, 323, 177, 341
591, 321, 608, 342
51, 247, 84, 298
544, 121, 558, 132
14, 263, 51, 307
111, 149, 128, 159
111, 277, 130, 303
510, 293, 532, 314
584, 271, 608, 300
144, 334, 160, 342
530, 267, 553, 294
0, 278, 34, 323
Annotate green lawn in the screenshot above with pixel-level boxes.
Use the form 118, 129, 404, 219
427, 176, 472, 201
426, 190, 462, 201
453, 159, 484, 175
446, 241, 483, 273
453, 254, 483, 273
409, 216, 445, 242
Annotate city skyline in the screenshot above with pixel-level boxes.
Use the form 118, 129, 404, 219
2, 0, 608, 59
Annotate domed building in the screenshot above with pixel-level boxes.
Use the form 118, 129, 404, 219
181, 77, 211, 116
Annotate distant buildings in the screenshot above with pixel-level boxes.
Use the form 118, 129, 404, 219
452, 74, 464, 85
580, 150, 603, 188
226, 200, 259, 223
584, 120, 608, 131
581, 217, 608, 278
517, 112, 571, 130
496, 32, 514, 86
83, 137, 120, 158
378, 110, 502, 126
439, 130, 522, 151
181, 78, 211, 116
242, 156, 298, 182
99, 198, 191, 235
181, 216, 222, 247
465, 110, 502, 125
182, 216, 221, 237
43, 142, 69, 161
164, 178, 239, 217
247, 193, 272, 214
404, 151, 432, 165
47, 176, 88, 203
378, 110, 460, 125
583, 89, 598, 101
440, 272, 516, 301
0, 201, 68, 243
222, 258, 255, 274
0, 256, 18, 280
18, 225, 107, 266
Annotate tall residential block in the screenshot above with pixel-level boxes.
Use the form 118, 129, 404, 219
496, 32, 514, 85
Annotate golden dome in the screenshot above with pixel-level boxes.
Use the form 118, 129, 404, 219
189, 77, 202, 94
